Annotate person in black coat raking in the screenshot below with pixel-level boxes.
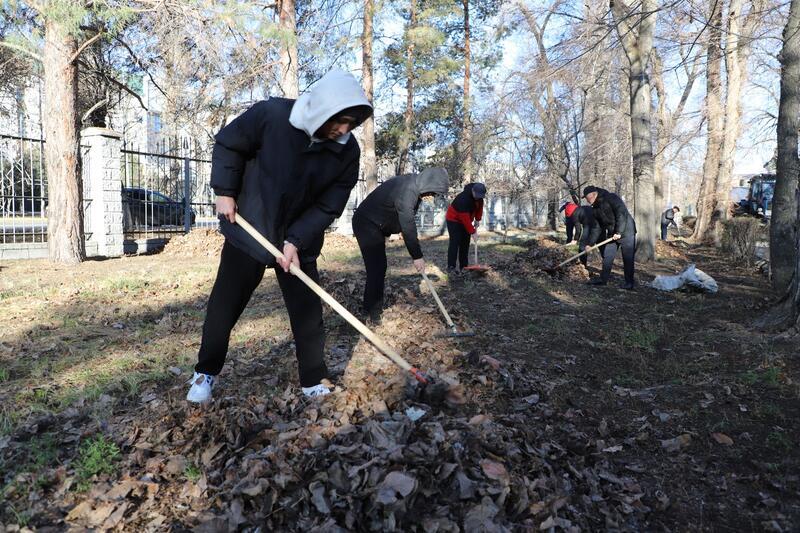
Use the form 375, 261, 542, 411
186, 70, 373, 403
583, 186, 637, 289
571, 205, 602, 267
352, 168, 449, 322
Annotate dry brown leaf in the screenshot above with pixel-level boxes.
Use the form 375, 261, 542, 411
480, 459, 510, 484
711, 432, 734, 446
661, 434, 692, 453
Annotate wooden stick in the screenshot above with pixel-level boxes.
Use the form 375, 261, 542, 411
235, 214, 426, 383
421, 272, 455, 329
555, 236, 616, 269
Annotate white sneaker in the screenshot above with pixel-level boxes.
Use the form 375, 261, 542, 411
186, 372, 216, 403
301, 383, 331, 398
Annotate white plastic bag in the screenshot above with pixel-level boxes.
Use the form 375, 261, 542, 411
650, 264, 718, 294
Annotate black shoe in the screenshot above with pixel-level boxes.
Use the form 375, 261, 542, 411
620, 282, 635, 290
367, 309, 382, 326
587, 278, 607, 286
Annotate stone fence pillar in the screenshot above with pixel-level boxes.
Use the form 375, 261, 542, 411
81, 127, 124, 257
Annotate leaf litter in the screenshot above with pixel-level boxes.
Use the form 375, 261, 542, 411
1, 234, 798, 531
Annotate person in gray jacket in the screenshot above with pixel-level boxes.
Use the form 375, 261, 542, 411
660, 206, 680, 240
352, 168, 450, 322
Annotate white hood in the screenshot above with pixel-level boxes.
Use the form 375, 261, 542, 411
289, 69, 372, 144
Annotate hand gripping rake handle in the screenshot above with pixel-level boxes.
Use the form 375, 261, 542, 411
235, 214, 428, 384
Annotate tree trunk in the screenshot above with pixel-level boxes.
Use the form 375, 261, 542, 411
771, 0, 800, 294
461, 0, 473, 184
277, 0, 299, 98
361, 0, 377, 192
712, 0, 746, 245
691, 0, 724, 243
652, 50, 668, 215
611, 0, 657, 261
44, 17, 84, 264
396, 0, 416, 175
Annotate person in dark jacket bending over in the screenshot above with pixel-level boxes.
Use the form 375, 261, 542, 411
660, 206, 680, 240
583, 186, 636, 289
445, 183, 486, 272
352, 168, 449, 322
186, 70, 373, 403
559, 201, 579, 243
571, 205, 601, 267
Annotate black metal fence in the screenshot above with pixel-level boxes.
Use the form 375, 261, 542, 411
120, 141, 215, 241
0, 134, 92, 244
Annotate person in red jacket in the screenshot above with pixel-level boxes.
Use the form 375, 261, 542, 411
446, 182, 486, 272
559, 201, 579, 242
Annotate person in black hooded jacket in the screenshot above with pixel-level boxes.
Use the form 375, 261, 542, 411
186, 70, 373, 404
352, 168, 449, 322
583, 186, 636, 289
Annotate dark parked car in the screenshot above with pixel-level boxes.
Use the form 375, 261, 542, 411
122, 187, 196, 228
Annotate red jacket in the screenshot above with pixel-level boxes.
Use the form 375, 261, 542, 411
446, 189, 484, 234
563, 202, 578, 218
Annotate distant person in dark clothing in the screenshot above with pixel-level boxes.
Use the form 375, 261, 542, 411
445, 182, 486, 272
660, 206, 680, 240
583, 186, 636, 289
186, 69, 373, 403
559, 201, 579, 242
571, 205, 601, 267
352, 168, 449, 322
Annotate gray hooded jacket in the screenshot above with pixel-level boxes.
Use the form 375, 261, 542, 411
354, 168, 449, 259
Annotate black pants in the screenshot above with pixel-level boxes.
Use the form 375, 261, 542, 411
660, 223, 669, 240
352, 212, 387, 314
565, 217, 575, 242
446, 220, 471, 270
598, 232, 636, 284
195, 241, 327, 387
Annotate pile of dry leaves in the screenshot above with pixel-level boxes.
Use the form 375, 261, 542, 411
39, 276, 657, 531
496, 239, 590, 282
161, 229, 224, 258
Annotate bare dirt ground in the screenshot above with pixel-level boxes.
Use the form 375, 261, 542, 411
1, 229, 797, 531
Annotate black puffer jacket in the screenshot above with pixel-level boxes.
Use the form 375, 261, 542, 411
354, 168, 449, 259
211, 100, 367, 266
572, 206, 602, 246
590, 188, 636, 237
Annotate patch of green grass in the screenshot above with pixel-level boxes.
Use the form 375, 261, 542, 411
622, 325, 661, 353
74, 434, 120, 492
753, 403, 784, 423
766, 431, 792, 452
5, 503, 31, 527
28, 433, 59, 470
740, 367, 782, 388
184, 462, 202, 483
0, 367, 9, 382
491, 244, 527, 255
103, 276, 149, 293
614, 373, 643, 388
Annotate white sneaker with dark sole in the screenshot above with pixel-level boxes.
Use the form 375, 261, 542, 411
302, 384, 331, 398
186, 372, 216, 403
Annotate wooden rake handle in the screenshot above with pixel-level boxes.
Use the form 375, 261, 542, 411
556, 236, 616, 269
421, 272, 455, 329
234, 214, 426, 383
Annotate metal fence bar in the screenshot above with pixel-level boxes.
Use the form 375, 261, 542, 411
120, 139, 214, 242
